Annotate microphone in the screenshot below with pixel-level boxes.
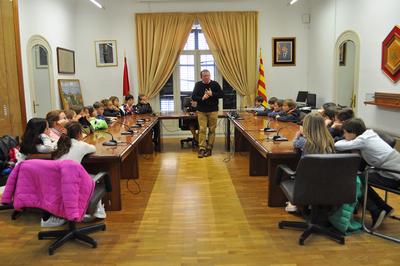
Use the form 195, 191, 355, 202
113, 120, 134, 135
271, 126, 289, 141
263, 119, 277, 132
101, 131, 118, 146
136, 119, 145, 124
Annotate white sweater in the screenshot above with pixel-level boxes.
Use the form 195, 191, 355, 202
335, 129, 393, 166
59, 139, 96, 163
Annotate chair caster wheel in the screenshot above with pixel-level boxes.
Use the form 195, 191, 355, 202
278, 222, 284, 229
299, 238, 305, 245
49, 249, 54, 255
92, 242, 97, 248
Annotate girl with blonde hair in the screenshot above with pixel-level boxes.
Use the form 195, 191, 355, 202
294, 112, 335, 155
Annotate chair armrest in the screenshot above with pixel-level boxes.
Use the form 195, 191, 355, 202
92, 172, 112, 192
275, 164, 296, 185
366, 166, 400, 175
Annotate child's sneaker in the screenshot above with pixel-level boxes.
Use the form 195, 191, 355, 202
94, 202, 106, 219
41, 216, 65, 227
285, 201, 298, 212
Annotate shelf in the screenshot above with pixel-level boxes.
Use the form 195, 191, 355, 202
364, 101, 400, 109
364, 92, 400, 110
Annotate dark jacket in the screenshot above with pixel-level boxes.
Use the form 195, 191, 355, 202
191, 80, 223, 112
277, 109, 301, 123
103, 108, 120, 117
135, 103, 153, 114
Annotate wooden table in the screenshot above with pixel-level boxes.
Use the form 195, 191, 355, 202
156, 111, 230, 151
230, 112, 300, 207
82, 114, 157, 211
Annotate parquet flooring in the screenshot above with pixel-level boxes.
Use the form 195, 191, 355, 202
0, 138, 399, 265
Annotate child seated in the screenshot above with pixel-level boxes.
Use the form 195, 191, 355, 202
329, 108, 354, 141
121, 94, 137, 115
65, 109, 77, 121
18, 118, 58, 161
335, 118, 400, 229
247, 96, 266, 112
46, 110, 68, 141
276, 99, 300, 123
267, 99, 284, 118
102, 99, 120, 117
255, 97, 278, 116
93, 102, 106, 120
136, 94, 153, 114
109, 96, 122, 113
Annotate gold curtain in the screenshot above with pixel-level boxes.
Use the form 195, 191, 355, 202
197, 12, 258, 107
135, 13, 195, 98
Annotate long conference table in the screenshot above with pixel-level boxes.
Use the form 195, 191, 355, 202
230, 112, 300, 207
81, 111, 299, 211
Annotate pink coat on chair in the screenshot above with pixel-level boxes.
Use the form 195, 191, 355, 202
1, 159, 95, 221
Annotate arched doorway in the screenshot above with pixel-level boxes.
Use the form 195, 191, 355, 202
27, 35, 55, 117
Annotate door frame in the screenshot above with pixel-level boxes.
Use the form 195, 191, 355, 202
333, 30, 360, 113
27, 35, 56, 115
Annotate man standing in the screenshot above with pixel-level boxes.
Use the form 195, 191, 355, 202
192, 69, 223, 158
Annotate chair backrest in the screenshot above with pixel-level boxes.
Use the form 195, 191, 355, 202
293, 154, 360, 206
182, 97, 192, 112
374, 129, 396, 148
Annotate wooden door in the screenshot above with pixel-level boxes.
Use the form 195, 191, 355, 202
0, 0, 26, 137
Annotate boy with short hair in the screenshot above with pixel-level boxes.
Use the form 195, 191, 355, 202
276, 99, 300, 123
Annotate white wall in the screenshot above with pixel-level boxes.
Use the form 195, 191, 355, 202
19, 0, 77, 118
74, 0, 310, 108
308, 0, 400, 135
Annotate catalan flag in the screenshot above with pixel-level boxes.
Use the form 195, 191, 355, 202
257, 49, 267, 107
351, 91, 356, 109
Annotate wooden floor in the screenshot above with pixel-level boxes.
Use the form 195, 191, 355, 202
1, 138, 400, 265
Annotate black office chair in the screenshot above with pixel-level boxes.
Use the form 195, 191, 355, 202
276, 154, 361, 245
179, 97, 198, 148
38, 171, 111, 255
362, 166, 400, 243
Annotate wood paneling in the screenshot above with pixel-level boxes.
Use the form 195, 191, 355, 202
0, 0, 25, 137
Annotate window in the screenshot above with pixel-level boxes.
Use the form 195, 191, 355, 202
159, 24, 238, 112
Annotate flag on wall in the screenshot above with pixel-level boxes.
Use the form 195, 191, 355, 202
123, 56, 130, 96
257, 49, 268, 107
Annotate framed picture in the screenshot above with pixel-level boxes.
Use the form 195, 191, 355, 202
272, 37, 296, 66
35, 45, 48, 68
339, 42, 346, 66
57, 47, 75, 74
381, 25, 400, 83
95, 40, 118, 67
58, 79, 84, 110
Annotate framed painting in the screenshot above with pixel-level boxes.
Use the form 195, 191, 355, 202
272, 37, 296, 66
57, 47, 75, 74
58, 79, 84, 110
95, 40, 118, 67
382, 25, 400, 83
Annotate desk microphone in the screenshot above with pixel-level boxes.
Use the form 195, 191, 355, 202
136, 119, 145, 124
272, 126, 289, 141
263, 120, 277, 132
113, 121, 134, 135
102, 131, 118, 146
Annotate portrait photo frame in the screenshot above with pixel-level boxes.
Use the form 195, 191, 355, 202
272, 37, 296, 66
339, 42, 347, 66
56, 47, 75, 74
95, 40, 118, 67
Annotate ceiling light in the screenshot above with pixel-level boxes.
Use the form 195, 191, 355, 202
289, 0, 299, 5
89, 0, 103, 9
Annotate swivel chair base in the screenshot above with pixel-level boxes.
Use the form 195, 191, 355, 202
279, 220, 345, 245
38, 221, 106, 255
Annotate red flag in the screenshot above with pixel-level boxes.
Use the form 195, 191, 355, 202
123, 57, 130, 96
